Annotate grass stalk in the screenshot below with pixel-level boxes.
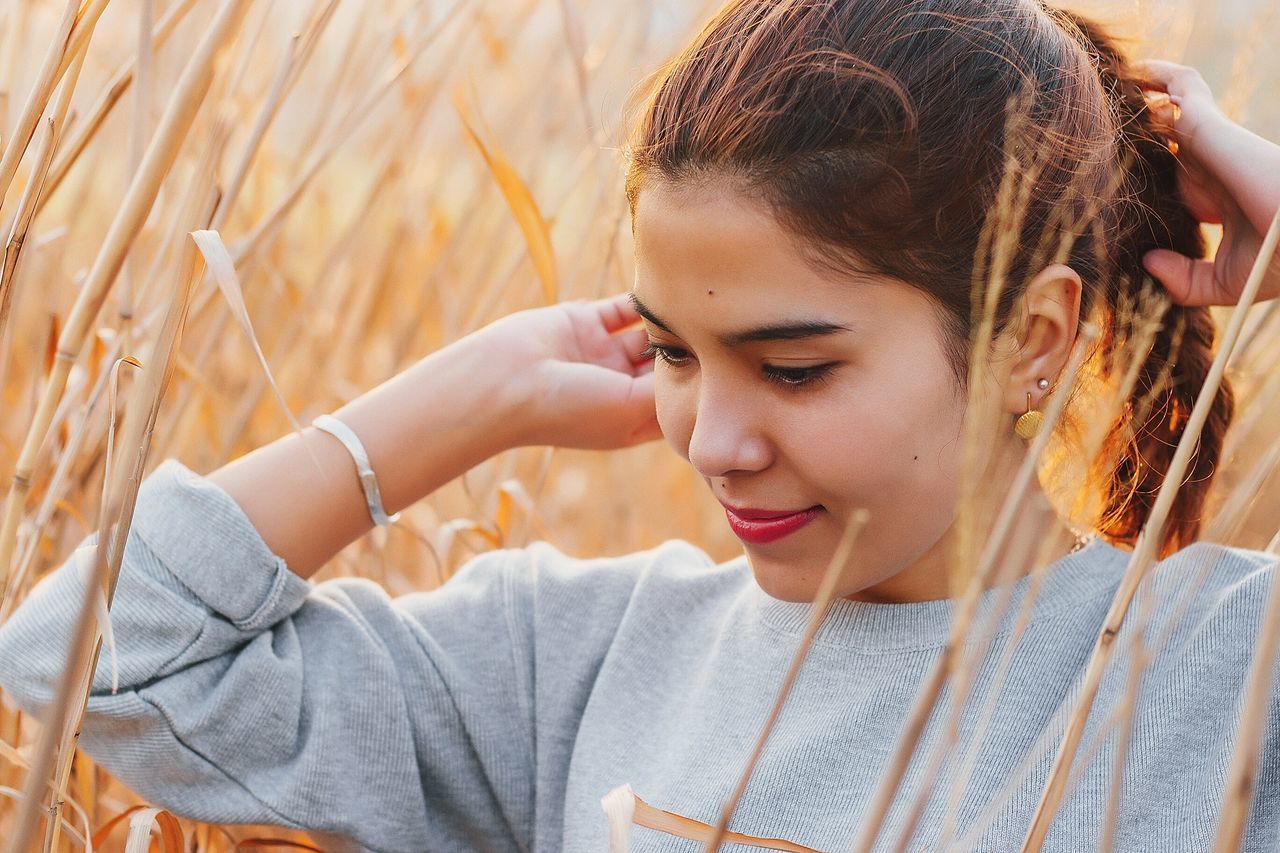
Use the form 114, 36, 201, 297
233, 1, 468, 266
4, 212, 206, 853
850, 145, 1096, 842
0, 0, 78, 214
1097, 591, 1154, 853
1218, 360, 1280, 483
856, 332, 1092, 852
0, 0, 254, 607
936, 530, 1079, 847
116, 0, 155, 360
211, 0, 341, 232
0, 0, 92, 329
1212, 480, 1280, 846
0, 117, 58, 350
893, 513, 1071, 853
127, 118, 231, 345
934, 298, 1166, 847
37, 0, 202, 216
1204, 434, 1280, 543
0, 0, 29, 129
703, 510, 869, 852
1021, 205, 1280, 851
557, 0, 598, 144
50, 198, 215, 853
1226, 299, 1279, 374
954, 105, 1043, 595
0, 331, 125, 623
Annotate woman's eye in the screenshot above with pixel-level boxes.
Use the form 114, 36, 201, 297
640, 343, 836, 389
762, 363, 837, 388
640, 342, 692, 366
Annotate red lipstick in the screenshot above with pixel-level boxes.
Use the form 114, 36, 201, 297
722, 505, 822, 544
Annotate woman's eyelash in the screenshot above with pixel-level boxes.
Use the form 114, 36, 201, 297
639, 343, 837, 389
639, 343, 690, 365
762, 363, 837, 388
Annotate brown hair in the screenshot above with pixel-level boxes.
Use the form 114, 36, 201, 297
625, 0, 1232, 556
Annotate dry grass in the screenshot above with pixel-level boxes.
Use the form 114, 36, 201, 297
0, 0, 1276, 850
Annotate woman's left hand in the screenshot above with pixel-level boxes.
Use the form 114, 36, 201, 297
1137, 59, 1280, 307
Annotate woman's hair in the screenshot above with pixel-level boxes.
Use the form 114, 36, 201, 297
624, 0, 1233, 556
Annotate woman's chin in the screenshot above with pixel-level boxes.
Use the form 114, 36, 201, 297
745, 554, 836, 603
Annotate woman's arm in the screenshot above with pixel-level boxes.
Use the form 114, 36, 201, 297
207, 293, 659, 578
208, 335, 517, 580
0, 294, 660, 849
2, 460, 545, 850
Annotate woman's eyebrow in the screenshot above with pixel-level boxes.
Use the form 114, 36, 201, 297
628, 292, 852, 346
628, 292, 676, 334
723, 320, 852, 345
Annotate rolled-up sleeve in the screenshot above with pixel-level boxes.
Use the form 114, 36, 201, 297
0, 459, 537, 853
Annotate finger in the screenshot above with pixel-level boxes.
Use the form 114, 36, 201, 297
1133, 59, 1214, 101
627, 414, 664, 446
1144, 249, 1224, 306
1175, 168, 1228, 225
592, 292, 642, 333
612, 326, 653, 368
621, 371, 659, 433
1144, 95, 1178, 136
1133, 58, 1174, 93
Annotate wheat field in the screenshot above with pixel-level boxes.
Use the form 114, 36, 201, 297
0, 0, 1277, 849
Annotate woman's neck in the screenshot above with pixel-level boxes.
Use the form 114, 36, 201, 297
846, 447, 1080, 604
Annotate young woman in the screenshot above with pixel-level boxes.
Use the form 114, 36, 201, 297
3, 1, 1280, 850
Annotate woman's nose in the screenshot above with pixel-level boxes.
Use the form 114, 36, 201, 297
685, 381, 772, 479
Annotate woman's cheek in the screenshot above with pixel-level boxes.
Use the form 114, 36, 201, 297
796, 394, 947, 500
798, 398, 900, 481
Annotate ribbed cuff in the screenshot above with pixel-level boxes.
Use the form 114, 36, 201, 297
129, 459, 312, 630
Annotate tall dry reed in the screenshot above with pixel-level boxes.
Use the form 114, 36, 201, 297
0, 0, 1276, 850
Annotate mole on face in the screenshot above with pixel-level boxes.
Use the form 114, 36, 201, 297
707, 289, 715, 296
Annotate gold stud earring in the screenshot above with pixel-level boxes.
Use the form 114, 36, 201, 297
1015, 390, 1045, 440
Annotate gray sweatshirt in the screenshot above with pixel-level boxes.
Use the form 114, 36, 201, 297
1, 459, 1279, 852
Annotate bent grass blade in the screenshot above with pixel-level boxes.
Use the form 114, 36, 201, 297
124, 807, 184, 853
0, 0, 255, 607
603, 784, 823, 853
455, 91, 559, 305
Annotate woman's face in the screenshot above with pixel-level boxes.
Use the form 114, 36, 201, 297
632, 178, 986, 603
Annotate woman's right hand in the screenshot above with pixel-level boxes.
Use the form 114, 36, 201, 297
471, 293, 662, 451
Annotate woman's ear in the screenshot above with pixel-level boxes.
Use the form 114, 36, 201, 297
1003, 263, 1082, 414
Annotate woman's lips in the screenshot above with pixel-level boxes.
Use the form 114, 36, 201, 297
722, 505, 823, 544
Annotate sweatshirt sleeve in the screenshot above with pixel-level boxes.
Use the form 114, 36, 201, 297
0, 459, 544, 853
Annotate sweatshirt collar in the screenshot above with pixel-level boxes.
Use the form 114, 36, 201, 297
753, 536, 1130, 652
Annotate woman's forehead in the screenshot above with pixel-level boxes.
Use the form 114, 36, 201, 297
631, 179, 912, 327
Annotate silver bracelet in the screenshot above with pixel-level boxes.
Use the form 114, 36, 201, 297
311, 414, 400, 526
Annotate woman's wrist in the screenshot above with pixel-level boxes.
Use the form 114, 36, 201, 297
208, 333, 532, 579
331, 332, 531, 513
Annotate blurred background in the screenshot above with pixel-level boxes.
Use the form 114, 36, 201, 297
0, 0, 1276, 847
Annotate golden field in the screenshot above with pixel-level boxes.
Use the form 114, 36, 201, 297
0, 0, 1276, 848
